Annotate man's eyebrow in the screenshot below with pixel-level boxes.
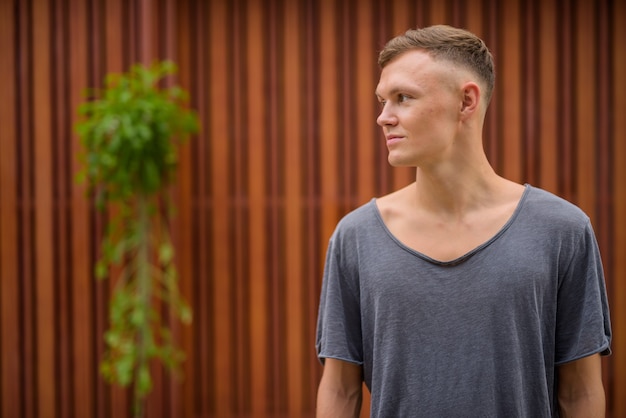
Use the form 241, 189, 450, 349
375, 87, 410, 98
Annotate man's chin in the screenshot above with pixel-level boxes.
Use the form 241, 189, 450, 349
387, 156, 416, 168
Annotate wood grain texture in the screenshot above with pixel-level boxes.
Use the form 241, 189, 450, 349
0, 0, 624, 416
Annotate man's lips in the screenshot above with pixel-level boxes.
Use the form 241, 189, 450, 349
385, 135, 403, 145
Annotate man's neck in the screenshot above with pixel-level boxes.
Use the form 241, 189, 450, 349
411, 157, 511, 218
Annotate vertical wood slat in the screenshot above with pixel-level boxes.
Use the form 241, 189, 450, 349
575, 0, 597, 220
207, 0, 231, 416
1, 1, 625, 417
266, 0, 286, 412
282, 0, 305, 413
0, 0, 21, 417
139, 3, 165, 415
102, 1, 128, 416
51, 1, 72, 416
610, 0, 626, 415
160, 0, 183, 414
482, 0, 499, 172
537, 0, 558, 193
521, 0, 538, 184
319, 0, 340, 245
68, 0, 94, 416
171, 0, 195, 416
17, 1, 37, 416
87, 0, 109, 416
499, 0, 523, 183
193, 1, 215, 416
355, 0, 376, 205
228, 2, 250, 411
595, 0, 613, 401
246, 0, 269, 415
558, 0, 576, 201
32, 1, 56, 417
303, 2, 324, 411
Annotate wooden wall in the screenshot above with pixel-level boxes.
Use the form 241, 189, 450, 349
0, 0, 624, 417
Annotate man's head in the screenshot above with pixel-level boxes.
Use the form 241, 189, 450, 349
378, 25, 495, 105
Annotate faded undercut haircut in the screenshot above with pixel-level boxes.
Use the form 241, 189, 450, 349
378, 25, 495, 104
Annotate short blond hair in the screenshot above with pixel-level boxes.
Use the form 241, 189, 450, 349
378, 25, 495, 103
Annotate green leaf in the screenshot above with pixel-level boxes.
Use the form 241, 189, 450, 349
115, 353, 135, 386
100, 360, 113, 380
142, 159, 161, 193
104, 330, 118, 346
130, 307, 146, 327
179, 304, 193, 324
137, 364, 152, 396
158, 242, 174, 264
95, 260, 108, 279
74, 171, 86, 184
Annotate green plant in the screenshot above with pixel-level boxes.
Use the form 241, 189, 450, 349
75, 61, 198, 417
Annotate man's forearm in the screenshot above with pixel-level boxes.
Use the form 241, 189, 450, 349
558, 389, 605, 418
557, 354, 606, 418
316, 383, 362, 418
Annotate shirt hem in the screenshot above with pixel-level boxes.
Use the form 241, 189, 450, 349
317, 353, 364, 366
555, 341, 612, 366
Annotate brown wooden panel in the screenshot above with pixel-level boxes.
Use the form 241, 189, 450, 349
16, 1, 37, 416
32, 0, 57, 416
246, 0, 269, 415
319, 0, 340, 242
464, 0, 483, 42
51, 1, 72, 416
160, 1, 180, 414
282, 0, 305, 414
521, 0, 538, 184
610, 0, 626, 415
207, 1, 232, 416
429, 0, 447, 24
1, 1, 625, 417
482, 0, 500, 172
558, 0, 576, 201
355, 0, 377, 205
68, 0, 95, 416
0, 0, 21, 417
537, 0, 559, 193
499, 0, 523, 183
170, 0, 195, 415
575, 0, 597, 219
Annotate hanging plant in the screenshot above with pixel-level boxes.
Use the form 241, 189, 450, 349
75, 60, 198, 417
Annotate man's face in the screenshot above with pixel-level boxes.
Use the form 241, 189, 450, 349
375, 50, 463, 168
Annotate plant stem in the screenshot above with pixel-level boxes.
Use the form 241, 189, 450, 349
134, 196, 151, 418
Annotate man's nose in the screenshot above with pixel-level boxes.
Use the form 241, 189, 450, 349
376, 104, 397, 127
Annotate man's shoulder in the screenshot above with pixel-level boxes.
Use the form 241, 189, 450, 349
524, 185, 590, 223
335, 199, 378, 231
518, 185, 595, 243
328, 200, 382, 257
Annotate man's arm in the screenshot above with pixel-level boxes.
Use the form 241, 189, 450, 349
317, 358, 363, 418
557, 353, 605, 417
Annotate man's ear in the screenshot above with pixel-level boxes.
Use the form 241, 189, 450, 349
460, 82, 481, 118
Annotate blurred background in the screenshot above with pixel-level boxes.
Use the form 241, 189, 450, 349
0, 0, 624, 417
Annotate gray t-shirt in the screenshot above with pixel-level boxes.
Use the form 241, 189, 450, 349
316, 185, 611, 417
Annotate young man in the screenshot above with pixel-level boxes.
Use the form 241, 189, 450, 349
316, 25, 611, 417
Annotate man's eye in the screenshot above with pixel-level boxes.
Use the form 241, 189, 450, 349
398, 94, 410, 103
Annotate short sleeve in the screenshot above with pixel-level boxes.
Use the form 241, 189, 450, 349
555, 220, 612, 364
315, 229, 363, 365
